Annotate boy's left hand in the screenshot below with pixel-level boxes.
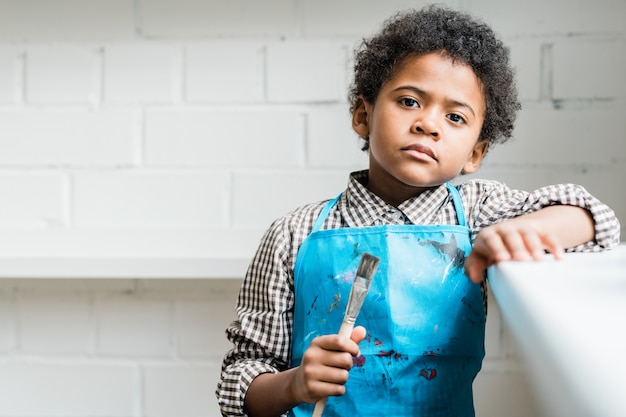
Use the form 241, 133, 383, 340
465, 217, 564, 283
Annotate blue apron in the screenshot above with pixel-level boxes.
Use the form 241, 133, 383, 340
289, 183, 485, 417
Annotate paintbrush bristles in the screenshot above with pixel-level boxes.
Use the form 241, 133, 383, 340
356, 253, 380, 280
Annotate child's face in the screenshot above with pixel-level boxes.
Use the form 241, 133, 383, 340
352, 52, 488, 205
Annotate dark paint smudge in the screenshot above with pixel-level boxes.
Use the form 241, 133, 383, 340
419, 368, 437, 380
419, 235, 465, 268
353, 355, 366, 367
307, 295, 319, 316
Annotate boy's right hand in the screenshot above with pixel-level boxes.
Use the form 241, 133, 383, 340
243, 326, 367, 417
292, 325, 367, 404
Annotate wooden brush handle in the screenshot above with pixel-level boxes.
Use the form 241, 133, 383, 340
312, 320, 355, 417
312, 397, 327, 417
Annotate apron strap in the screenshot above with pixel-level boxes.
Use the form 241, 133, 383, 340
311, 193, 342, 233
446, 183, 467, 227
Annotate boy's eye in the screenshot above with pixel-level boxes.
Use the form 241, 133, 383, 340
399, 97, 419, 108
447, 113, 466, 124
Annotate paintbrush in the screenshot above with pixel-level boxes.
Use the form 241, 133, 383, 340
312, 252, 380, 417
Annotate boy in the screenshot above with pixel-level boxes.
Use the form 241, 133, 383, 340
216, 5, 620, 417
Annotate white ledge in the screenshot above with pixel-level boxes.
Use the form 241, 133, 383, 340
0, 257, 249, 279
488, 244, 626, 417
0, 229, 259, 279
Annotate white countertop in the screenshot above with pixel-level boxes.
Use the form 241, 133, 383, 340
488, 244, 626, 417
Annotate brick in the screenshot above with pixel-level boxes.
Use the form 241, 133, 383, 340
0, 109, 135, 166
139, 0, 298, 38
97, 297, 172, 357
26, 45, 97, 104
0, 173, 65, 227
469, 0, 626, 36
232, 171, 347, 228
484, 106, 625, 165
186, 42, 264, 103
145, 109, 304, 167
18, 295, 92, 354
143, 364, 219, 417
552, 39, 626, 100
307, 106, 369, 168
0, 361, 136, 416
0, 46, 19, 104
507, 40, 542, 102
267, 42, 347, 103
104, 44, 181, 103
73, 171, 230, 228
302, 0, 463, 37
0, 296, 16, 353
0, 0, 136, 40
176, 298, 237, 358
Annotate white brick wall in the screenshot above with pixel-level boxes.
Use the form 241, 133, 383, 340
144, 109, 305, 167
0, 109, 136, 166
0, 0, 623, 416
0, 278, 241, 417
73, 171, 230, 228
0, 361, 137, 416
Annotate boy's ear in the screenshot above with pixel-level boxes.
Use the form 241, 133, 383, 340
352, 97, 370, 137
462, 140, 489, 174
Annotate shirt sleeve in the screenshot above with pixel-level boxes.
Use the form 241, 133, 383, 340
215, 218, 295, 417
468, 181, 621, 251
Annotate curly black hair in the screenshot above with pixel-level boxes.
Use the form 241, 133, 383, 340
349, 5, 520, 151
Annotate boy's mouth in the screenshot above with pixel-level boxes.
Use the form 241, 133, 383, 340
403, 143, 437, 161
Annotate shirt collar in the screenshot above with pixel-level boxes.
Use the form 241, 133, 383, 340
339, 170, 451, 226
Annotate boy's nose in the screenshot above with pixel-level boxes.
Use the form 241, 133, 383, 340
413, 114, 440, 139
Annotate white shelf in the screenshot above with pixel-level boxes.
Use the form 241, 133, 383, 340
0, 229, 259, 279
0, 257, 249, 279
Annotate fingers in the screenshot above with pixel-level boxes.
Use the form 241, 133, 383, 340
300, 353, 350, 396
296, 332, 366, 401
314, 332, 362, 357
351, 326, 367, 345
464, 252, 489, 284
541, 232, 564, 260
467, 220, 565, 282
